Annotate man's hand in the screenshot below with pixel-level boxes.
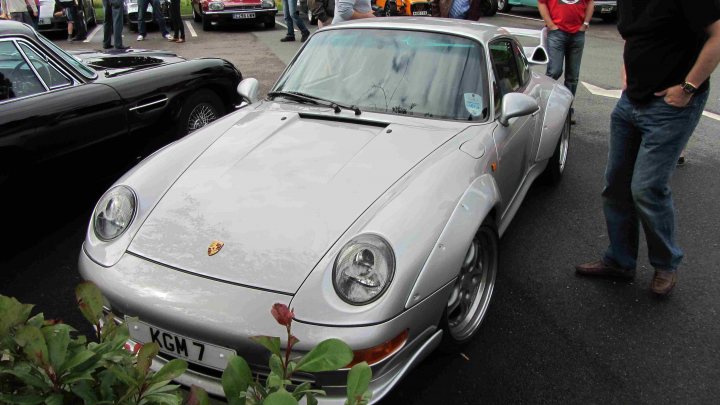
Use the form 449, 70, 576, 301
654, 85, 693, 107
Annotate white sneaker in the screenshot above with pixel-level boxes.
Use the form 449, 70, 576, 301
164, 33, 173, 40
137, 35, 145, 41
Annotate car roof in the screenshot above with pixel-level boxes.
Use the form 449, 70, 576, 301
0, 20, 38, 38
322, 17, 512, 44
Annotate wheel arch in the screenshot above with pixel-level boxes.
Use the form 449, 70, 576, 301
536, 83, 573, 162
404, 173, 502, 310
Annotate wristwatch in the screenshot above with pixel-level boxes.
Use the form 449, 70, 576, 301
681, 81, 698, 95
583, 22, 590, 28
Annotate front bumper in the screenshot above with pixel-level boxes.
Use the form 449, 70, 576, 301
79, 248, 449, 403
37, 17, 69, 33
202, 8, 277, 24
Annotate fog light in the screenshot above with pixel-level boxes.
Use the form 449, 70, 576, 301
348, 329, 408, 367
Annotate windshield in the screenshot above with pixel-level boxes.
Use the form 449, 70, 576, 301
37, 34, 96, 80
273, 28, 489, 121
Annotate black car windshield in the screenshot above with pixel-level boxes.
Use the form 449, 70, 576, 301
273, 28, 489, 121
37, 34, 96, 80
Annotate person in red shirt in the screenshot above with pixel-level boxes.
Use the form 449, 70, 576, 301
538, 0, 594, 102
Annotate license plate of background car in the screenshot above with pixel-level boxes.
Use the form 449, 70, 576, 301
601, 5, 612, 12
412, 11, 428, 15
125, 318, 235, 370
234, 12, 255, 19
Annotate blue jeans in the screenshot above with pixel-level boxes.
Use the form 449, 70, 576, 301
102, 0, 125, 48
138, 0, 169, 37
282, 0, 309, 37
546, 29, 585, 96
602, 91, 708, 272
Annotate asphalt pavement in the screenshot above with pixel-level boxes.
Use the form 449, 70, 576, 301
2, 9, 720, 404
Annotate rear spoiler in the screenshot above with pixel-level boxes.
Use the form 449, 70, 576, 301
502, 27, 549, 65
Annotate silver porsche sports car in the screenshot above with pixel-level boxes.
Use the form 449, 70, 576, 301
79, 18, 572, 403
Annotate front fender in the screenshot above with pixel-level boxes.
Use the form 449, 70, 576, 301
405, 173, 501, 309
535, 83, 572, 162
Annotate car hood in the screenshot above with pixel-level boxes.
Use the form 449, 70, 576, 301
128, 107, 463, 294
71, 49, 184, 73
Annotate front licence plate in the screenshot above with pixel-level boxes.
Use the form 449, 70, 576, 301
234, 12, 255, 19
126, 318, 235, 370
412, 10, 428, 15
601, 5, 613, 13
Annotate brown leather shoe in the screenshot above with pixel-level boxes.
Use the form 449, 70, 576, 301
575, 260, 635, 279
651, 270, 677, 296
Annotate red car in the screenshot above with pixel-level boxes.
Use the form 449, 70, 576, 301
191, 0, 278, 30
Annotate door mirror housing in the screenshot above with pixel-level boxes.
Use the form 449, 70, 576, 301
237, 78, 260, 104
499, 93, 539, 126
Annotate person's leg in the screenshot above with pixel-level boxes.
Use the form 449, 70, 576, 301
152, 0, 168, 36
282, 0, 294, 38
111, 0, 124, 47
177, 1, 184, 40
138, 0, 147, 37
602, 93, 642, 271
102, 0, 113, 48
545, 29, 566, 81
630, 91, 709, 272
289, 0, 309, 36
563, 31, 585, 96
169, 0, 179, 38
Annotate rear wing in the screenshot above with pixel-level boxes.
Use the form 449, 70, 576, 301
502, 26, 549, 65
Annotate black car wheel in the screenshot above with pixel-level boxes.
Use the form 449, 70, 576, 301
497, 0, 512, 12
440, 219, 498, 347
202, 14, 212, 30
479, 0, 498, 16
541, 113, 571, 185
265, 17, 276, 28
177, 89, 224, 136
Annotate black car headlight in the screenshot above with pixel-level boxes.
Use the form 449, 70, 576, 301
333, 234, 395, 305
208, 1, 224, 10
93, 185, 137, 241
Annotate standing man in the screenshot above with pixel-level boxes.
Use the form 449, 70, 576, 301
137, 0, 171, 41
280, 0, 310, 42
332, 0, 373, 24
576, 1, 720, 296
102, 0, 127, 50
538, 0, 593, 98
0, 0, 37, 24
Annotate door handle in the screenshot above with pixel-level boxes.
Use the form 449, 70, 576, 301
130, 97, 168, 112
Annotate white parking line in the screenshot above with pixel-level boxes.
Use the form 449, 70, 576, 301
84, 25, 101, 42
498, 12, 543, 22
185, 20, 198, 37
275, 20, 299, 33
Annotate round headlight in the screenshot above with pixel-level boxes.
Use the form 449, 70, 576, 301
261, 0, 274, 8
208, 1, 224, 10
333, 234, 395, 305
93, 185, 137, 241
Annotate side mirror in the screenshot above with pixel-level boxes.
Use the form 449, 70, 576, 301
525, 46, 548, 65
237, 78, 260, 104
499, 93, 539, 126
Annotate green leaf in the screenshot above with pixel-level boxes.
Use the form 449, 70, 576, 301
136, 342, 159, 376
149, 358, 187, 384
108, 364, 138, 388
266, 373, 283, 390
0, 393, 45, 405
139, 392, 182, 405
269, 354, 284, 377
264, 389, 298, 405
71, 380, 99, 403
0, 363, 52, 390
222, 355, 252, 405
344, 362, 372, 405
185, 385, 210, 405
0, 295, 34, 338
15, 326, 49, 367
295, 339, 353, 373
306, 393, 318, 405
42, 323, 72, 371
75, 282, 105, 326
57, 349, 96, 375
26, 313, 46, 329
43, 393, 63, 405
249, 336, 281, 358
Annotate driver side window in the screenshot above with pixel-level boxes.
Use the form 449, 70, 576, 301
489, 39, 521, 114
0, 41, 45, 102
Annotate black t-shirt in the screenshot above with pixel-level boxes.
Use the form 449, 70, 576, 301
618, 0, 720, 103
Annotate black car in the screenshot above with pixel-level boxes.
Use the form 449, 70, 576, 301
0, 21, 243, 183
37, 0, 97, 35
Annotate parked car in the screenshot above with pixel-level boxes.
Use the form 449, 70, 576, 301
124, 0, 172, 32
497, 0, 617, 22
191, 0, 277, 30
37, 0, 96, 35
79, 18, 571, 403
0, 20, 242, 184
373, 0, 432, 17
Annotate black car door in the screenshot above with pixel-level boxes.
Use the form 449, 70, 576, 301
12, 39, 128, 166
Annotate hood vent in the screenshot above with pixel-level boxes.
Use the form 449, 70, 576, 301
298, 112, 390, 128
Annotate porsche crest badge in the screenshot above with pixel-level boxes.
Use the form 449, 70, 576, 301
208, 240, 224, 256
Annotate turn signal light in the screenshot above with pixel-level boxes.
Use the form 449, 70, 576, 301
348, 329, 408, 367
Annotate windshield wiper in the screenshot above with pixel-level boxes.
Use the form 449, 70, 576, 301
267, 91, 362, 115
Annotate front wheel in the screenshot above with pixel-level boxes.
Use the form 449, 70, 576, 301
497, 0, 512, 12
541, 113, 571, 184
441, 221, 498, 346
202, 14, 212, 30
265, 17, 276, 28
479, 0, 497, 16
176, 89, 224, 137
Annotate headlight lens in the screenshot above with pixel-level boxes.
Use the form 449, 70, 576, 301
261, 0, 274, 8
208, 1, 224, 10
333, 235, 395, 305
93, 186, 137, 241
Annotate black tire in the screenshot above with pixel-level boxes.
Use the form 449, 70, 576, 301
192, 6, 201, 22
497, 0, 512, 12
541, 113, 571, 185
440, 219, 498, 348
479, 0, 498, 16
265, 17, 276, 28
176, 89, 225, 137
202, 14, 212, 31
